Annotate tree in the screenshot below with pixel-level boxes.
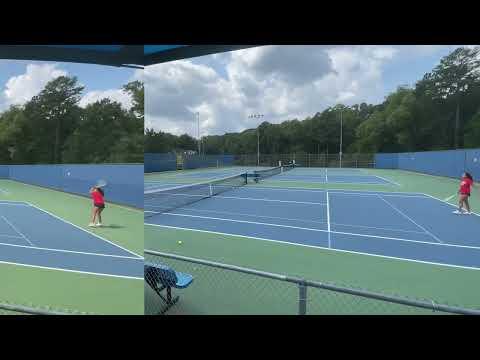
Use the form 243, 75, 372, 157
420, 47, 480, 148
25, 76, 84, 163
123, 80, 144, 121
464, 108, 480, 148
62, 99, 137, 163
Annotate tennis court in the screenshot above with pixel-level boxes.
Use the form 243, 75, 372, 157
0, 200, 142, 277
0, 176, 143, 315
145, 166, 480, 315
267, 167, 400, 185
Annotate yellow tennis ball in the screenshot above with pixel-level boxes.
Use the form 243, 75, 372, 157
178, 241, 182, 245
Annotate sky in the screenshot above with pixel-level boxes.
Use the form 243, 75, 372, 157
0, 59, 142, 112
144, 45, 473, 138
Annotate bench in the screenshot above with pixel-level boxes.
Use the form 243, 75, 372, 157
144, 262, 194, 314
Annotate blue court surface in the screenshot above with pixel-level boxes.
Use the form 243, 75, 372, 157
144, 182, 184, 191
154, 167, 399, 186
180, 169, 255, 179
145, 186, 480, 270
267, 168, 400, 185
0, 201, 143, 279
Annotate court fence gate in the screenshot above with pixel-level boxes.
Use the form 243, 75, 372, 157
145, 250, 480, 316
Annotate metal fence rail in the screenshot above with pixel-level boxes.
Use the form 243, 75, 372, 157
233, 153, 375, 169
145, 250, 480, 315
0, 301, 91, 315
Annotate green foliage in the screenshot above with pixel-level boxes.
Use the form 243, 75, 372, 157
0, 77, 142, 164
464, 109, 480, 148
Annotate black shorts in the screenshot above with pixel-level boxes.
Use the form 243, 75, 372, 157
94, 203, 105, 209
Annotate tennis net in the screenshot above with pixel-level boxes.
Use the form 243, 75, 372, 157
144, 172, 248, 218
253, 166, 282, 181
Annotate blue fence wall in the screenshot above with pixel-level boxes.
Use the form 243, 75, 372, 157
465, 149, 480, 180
9, 164, 143, 209
183, 155, 235, 169
376, 148, 480, 180
144, 153, 177, 173
0, 165, 10, 178
374, 153, 398, 169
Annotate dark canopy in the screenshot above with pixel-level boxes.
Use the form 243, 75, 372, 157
0, 45, 255, 68
143, 45, 255, 66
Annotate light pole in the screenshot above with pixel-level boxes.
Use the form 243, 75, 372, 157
339, 108, 343, 168
195, 112, 200, 155
248, 114, 264, 166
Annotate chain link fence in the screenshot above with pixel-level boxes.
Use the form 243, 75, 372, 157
233, 153, 375, 169
145, 250, 480, 316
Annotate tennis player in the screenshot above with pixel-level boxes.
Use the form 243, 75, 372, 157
454, 172, 474, 215
89, 186, 105, 226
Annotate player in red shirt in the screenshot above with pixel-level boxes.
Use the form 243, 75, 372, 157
454, 172, 474, 215
89, 186, 105, 226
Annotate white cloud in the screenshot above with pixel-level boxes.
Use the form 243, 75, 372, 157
79, 89, 132, 110
0, 63, 133, 112
145, 45, 455, 137
2, 63, 67, 107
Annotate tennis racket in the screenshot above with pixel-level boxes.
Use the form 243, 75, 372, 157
96, 179, 108, 188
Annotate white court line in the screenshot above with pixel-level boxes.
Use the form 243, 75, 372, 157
423, 193, 480, 218
1, 216, 34, 246
269, 179, 394, 186
11, 179, 141, 213
374, 175, 402, 187
326, 191, 331, 248
376, 195, 443, 244
172, 206, 329, 226
325, 168, 328, 183
0, 188, 10, 195
145, 224, 480, 271
400, 170, 459, 183
160, 212, 480, 250
215, 195, 326, 206
27, 203, 143, 259
330, 191, 428, 199
0, 234, 24, 239
150, 205, 430, 236
249, 185, 426, 197
0, 240, 143, 259
0, 259, 143, 280
0, 201, 30, 206
331, 221, 427, 235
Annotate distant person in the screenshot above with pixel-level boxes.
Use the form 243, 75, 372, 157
454, 172, 474, 215
89, 186, 105, 226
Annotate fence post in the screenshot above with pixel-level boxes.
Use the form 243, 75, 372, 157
298, 281, 307, 315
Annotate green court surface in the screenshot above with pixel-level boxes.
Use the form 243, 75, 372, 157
145, 168, 480, 315
145, 166, 254, 185
0, 179, 143, 315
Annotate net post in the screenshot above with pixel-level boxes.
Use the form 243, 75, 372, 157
298, 281, 307, 315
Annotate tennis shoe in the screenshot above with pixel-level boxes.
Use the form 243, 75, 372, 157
452, 210, 463, 214
88, 223, 96, 227
95, 223, 103, 227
